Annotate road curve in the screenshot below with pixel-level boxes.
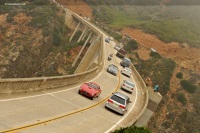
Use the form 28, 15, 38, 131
0, 10, 145, 133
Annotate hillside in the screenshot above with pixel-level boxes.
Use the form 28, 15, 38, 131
0, 0, 199, 132
64, 0, 200, 132
0, 0, 83, 78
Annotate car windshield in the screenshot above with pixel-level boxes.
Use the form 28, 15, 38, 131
110, 65, 118, 70
110, 95, 125, 105
88, 83, 99, 90
125, 81, 134, 87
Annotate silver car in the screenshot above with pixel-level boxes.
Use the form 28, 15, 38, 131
121, 67, 132, 78
107, 64, 118, 76
121, 80, 135, 94
105, 92, 131, 115
114, 45, 121, 50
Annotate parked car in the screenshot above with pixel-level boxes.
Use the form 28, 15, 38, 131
121, 67, 132, 78
105, 38, 110, 43
105, 92, 131, 115
107, 64, 118, 76
78, 82, 102, 100
121, 80, 135, 94
120, 57, 131, 67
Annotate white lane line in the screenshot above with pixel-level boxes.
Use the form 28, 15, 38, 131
0, 35, 109, 102
43, 90, 125, 126
0, 70, 103, 102
104, 83, 138, 133
43, 91, 81, 108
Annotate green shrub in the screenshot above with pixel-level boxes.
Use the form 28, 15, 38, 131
135, 52, 140, 59
176, 72, 183, 79
161, 84, 170, 95
180, 80, 197, 93
150, 51, 162, 59
53, 31, 61, 46
136, 57, 175, 95
177, 93, 187, 105
112, 126, 151, 133
33, 0, 50, 5
124, 39, 138, 52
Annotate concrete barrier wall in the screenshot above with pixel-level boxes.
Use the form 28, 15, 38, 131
87, 20, 150, 126
0, 5, 104, 94
127, 62, 149, 125
0, 67, 102, 94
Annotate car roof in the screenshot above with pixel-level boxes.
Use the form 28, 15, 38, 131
109, 64, 117, 68
87, 82, 99, 86
124, 80, 134, 85
124, 57, 131, 61
125, 67, 131, 70
113, 92, 129, 99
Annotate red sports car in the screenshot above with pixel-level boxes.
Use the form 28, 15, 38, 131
78, 82, 101, 100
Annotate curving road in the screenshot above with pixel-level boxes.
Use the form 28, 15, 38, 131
0, 15, 145, 133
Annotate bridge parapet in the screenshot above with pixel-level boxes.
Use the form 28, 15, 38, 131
130, 64, 162, 127
0, 4, 104, 94
0, 66, 101, 94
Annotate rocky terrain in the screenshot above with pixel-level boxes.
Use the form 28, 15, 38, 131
0, 0, 199, 132
58, 0, 200, 132
0, 1, 86, 78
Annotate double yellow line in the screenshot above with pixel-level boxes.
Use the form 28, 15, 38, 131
1, 56, 121, 133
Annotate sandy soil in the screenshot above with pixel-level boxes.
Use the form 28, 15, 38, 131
122, 28, 200, 74
56, 0, 93, 18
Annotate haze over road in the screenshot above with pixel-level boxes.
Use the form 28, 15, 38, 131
0, 11, 145, 133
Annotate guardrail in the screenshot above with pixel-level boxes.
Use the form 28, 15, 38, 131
0, 7, 104, 94
0, 1, 149, 128
127, 63, 149, 126
90, 20, 149, 126
0, 66, 102, 94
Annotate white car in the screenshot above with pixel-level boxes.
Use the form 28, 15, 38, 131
121, 80, 135, 94
121, 67, 132, 78
105, 92, 131, 115
114, 45, 121, 50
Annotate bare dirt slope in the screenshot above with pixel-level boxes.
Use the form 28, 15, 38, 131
56, 0, 93, 18
122, 28, 200, 74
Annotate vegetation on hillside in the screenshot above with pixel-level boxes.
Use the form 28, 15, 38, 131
119, 37, 200, 133
112, 126, 151, 133
86, 0, 200, 47
86, 2, 200, 130
84, 0, 200, 5
85, 0, 200, 132
135, 52, 176, 95
0, 0, 87, 78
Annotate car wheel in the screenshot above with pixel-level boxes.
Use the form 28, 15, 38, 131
90, 96, 94, 100
78, 90, 81, 94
